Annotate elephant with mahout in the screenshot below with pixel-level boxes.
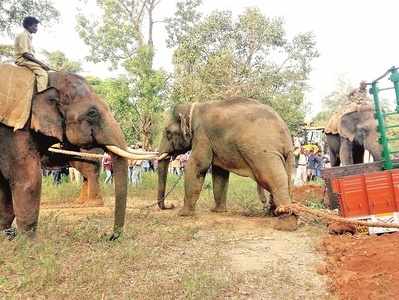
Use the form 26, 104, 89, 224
325, 102, 381, 167
0, 70, 157, 238
41, 148, 104, 206
157, 97, 297, 230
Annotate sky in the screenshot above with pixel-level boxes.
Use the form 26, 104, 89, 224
3, 0, 399, 118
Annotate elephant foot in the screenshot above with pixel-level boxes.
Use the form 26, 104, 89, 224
273, 214, 298, 231
74, 197, 87, 205
1, 227, 17, 240
80, 198, 104, 207
178, 207, 195, 217
263, 201, 277, 216
211, 206, 227, 213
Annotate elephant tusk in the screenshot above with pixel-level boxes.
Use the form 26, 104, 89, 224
106, 145, 158, 160
126, 147, 159, 155
48, 147, 104, 159
157, 153, 169, 160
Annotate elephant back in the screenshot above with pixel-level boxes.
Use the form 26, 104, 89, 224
0, 64, 35, 130
325, 101, 374, 137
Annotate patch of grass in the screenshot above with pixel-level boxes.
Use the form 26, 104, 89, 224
41, 176, 81, 204
305, 193, 326, 209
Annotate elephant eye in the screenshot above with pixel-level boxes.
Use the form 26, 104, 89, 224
86, 107, 100, 123
166, 129, 172, 139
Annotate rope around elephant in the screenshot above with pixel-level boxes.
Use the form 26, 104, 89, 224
277, 203, 399, 229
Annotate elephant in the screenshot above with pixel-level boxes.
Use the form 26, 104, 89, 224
157, 97, 297, 230
325, 104, 381, 166
0, 71, 157, 238
41, 147, 104, 206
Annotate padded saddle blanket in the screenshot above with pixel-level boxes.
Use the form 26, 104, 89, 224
0, 64, 34, 130
325, 101, 373, 135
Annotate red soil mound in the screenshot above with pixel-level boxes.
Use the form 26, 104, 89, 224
319, 233, 399, 299
293, 184, 324, 204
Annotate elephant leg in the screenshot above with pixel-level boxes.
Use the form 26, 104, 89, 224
211, 165, 229, 213
257, 184, 275, 216
353, 143, 364, 164
179, 145, 212, 216
86, 171, 103, 206
72, 161, 103, 206
248, 153, 297, 231
0, 176, 14, 230
77, 177, 89, 204
340, 138, 354, 165
11, 157, 41, 235
329, 151, 340, 167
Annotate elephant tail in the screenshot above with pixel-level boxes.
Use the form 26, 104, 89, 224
285, 150, 294, 199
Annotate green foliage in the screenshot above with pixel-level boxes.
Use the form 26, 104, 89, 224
312, 78, 352, 126
76, 0, 168, 148
168, 6, 319, 132
76, 0, 142, 69
0, 0, 59, 37
165, 0, 202, 48
42, 50, 82, 72
0, 44, 14, 62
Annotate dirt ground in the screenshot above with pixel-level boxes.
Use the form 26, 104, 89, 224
293, 184, 324, 205
4, 183, 399, 299
39, 201, 333, 299
319, 233, 399, 300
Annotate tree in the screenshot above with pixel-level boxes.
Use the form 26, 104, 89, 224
42, 50, 82, 73
0, 45, 14, 63
167, 6, 319, 132
0, 0, 59, 37
76, 0, 168, 149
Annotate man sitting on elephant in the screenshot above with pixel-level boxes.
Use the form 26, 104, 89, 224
14, 16, 50, 92
346, 80, 368, 105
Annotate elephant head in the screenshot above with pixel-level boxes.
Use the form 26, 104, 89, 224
30, 72, 157, 238
339, 106, 381, 163
157, 103, 194, 209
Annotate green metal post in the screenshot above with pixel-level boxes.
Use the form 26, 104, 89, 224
389, 68, 399, 112
370, 82, 392, 169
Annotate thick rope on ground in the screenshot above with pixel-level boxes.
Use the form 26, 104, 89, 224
278, 203, 399, 229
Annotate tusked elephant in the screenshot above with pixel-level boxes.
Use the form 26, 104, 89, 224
0, 71, 157, 238
325, 103, 381, 166
157, 97, 297, 230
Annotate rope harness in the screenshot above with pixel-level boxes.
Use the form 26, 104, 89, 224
278, 203, 399, 229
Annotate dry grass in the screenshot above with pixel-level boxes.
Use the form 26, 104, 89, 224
0, 173, 330, 299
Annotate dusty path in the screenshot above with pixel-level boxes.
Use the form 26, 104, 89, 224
40, 202, 333, 299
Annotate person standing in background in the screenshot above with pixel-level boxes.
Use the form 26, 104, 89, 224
102, 153, 113, 184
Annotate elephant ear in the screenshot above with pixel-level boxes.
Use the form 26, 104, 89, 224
338, 112, 359, 142
31, 87, 64, 141
179, 112, 192, 142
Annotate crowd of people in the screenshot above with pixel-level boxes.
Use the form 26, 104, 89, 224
293, 146, 330, 186
100, 147, 191, 186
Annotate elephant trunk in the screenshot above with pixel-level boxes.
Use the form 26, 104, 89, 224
109, 154, 128, 240
157, 158, 174, 210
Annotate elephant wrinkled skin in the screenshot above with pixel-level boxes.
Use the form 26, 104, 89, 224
0, 72, 130, 238
157, 97, 297, 230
